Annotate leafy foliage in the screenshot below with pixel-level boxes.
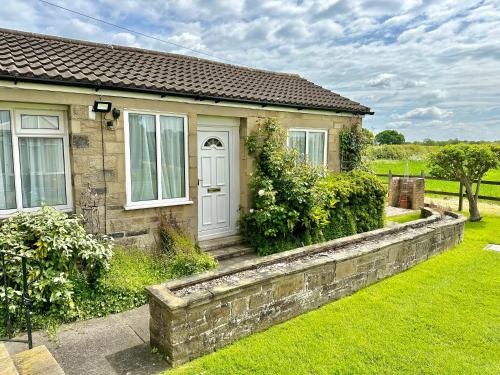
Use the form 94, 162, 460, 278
339, 126, 373, 171
427, 144, 499, 221
375, 130, 405, 145
0, 206, 113, 331
241, 118, 385, 255
157, 214, 217, 278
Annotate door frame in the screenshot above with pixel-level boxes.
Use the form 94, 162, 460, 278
197, 122, 240, 240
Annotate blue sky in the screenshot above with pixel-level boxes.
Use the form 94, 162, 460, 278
1, 0, 499, 141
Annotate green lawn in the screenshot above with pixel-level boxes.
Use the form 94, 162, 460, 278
385, 211, 422, 224
168, 214, 500, 374
369, 159, 500, 198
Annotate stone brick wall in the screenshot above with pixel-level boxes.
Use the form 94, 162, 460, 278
147, 209, 465, 366
0, 86, 360, 246
388, 177, 425, 209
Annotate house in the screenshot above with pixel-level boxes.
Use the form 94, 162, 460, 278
0, 28, 372, 245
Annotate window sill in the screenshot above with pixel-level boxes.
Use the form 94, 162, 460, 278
124, 200, 194, 211
0, 206, 73, 219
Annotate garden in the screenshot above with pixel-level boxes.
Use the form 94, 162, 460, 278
167, 211, 500, 375
0, 118, 387, 338
0, 207, 216, 336
366, 143, 500, 201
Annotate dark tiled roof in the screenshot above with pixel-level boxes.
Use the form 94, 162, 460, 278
0, 28, 372, 114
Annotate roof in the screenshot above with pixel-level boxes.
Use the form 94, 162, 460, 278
0, 28, 372, 114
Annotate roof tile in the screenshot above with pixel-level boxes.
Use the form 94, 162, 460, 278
0, 28, 371, 114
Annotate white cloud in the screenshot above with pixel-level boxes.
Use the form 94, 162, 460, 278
395, 106, 453, 120
0, 0, 499, 140
368, 73, 396, 88
430, 89, 448, 99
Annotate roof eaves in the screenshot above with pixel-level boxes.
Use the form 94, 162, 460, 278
0, 74, 374, 115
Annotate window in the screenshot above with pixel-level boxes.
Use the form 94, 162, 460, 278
287, 129, 327, 166
0, 108, 71, 215
124, 111, 190, 209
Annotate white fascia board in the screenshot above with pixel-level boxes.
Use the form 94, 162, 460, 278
0, 80, 362, 118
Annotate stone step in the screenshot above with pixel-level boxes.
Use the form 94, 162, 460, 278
0, 343, 19, 375
207, 244, 255, 261
14, 345, 65, 375
198, 235, 244, 252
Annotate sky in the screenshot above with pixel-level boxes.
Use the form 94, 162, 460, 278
1, 0, 499, 141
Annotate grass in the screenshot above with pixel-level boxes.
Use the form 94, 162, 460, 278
385, 211, 422, 224
102, 247, 172, 292
168, 213, 500, 374
369, 159, 500, 198
70, 247, 172, 321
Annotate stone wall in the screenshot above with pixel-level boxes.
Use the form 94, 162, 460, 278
0, 85, 360, 246
147, 209, 465, 366
388, 177, 425, 209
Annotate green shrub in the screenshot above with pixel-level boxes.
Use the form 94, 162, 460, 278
0, 206, 113, 330
365, 144, 440, 161
339, 126, 372, 171
241, 118, 386, 255
157, 215, 217, 277
169, 252, 218, 279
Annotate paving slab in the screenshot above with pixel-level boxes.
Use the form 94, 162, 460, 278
484, 244, 500, 252
5, 305, 169, 375
385, 206, 418, 217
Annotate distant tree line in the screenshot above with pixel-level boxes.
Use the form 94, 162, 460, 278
371, 130, 498, 146
412, 138, 500, 146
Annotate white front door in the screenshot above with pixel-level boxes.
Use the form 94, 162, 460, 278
198, 130, 231, 239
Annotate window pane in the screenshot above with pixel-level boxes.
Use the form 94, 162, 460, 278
308, 132, 326, 165
288, 131, 306, 158
160, 116, 185, 199
129, 113, 157, 202
19, 138, 67, 208
0, 111, 16, 209
21, 115, 59, 129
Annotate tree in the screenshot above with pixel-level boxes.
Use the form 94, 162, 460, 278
375, 130, 405, 145
427, 144, 499, 221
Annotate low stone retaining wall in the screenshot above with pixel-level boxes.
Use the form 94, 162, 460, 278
146, 209, 465, 366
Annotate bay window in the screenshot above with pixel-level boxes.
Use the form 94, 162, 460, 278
124, 111, 190, 209
0, 108, 72, 215
287, 129, 327, 166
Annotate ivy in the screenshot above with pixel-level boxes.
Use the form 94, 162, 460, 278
339, 126, 372, 171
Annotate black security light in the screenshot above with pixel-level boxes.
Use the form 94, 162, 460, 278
92, 100, 112, 113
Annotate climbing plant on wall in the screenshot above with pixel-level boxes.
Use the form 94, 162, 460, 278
339, 121, 372, 171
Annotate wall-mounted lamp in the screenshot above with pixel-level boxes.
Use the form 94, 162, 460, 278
92, 100, 112, 113
106, 108, 121, 130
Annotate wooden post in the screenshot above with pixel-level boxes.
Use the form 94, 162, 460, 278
458, 182, 464, 211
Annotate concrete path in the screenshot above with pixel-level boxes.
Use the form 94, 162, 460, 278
385, 205, 418, 217
5, 305, 169, 375
4, 254, 260, 374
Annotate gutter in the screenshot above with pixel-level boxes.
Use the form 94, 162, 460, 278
0, 75, 374, 116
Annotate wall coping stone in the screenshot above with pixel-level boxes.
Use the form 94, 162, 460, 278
146, 208, 465, 310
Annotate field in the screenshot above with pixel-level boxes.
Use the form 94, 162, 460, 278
168, 213, 500, 374
369, 159, 500, 199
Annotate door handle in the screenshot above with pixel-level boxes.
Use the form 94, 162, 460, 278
207, 187, 221, 193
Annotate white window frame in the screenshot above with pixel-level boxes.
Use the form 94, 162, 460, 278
124, 110, 192, 210
0, 108, 72, 218
287, 128, 328, 166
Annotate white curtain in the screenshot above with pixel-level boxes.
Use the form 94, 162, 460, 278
19, 138, 66, 208
0, 111, 16, 209
288, 131, 306, 159
308, 132, 325, 166
21, 115, 59, 130
129, 113, 157, 202
160, 116, 185, 199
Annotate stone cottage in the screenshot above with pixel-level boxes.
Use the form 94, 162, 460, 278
0, 28, 372, 245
